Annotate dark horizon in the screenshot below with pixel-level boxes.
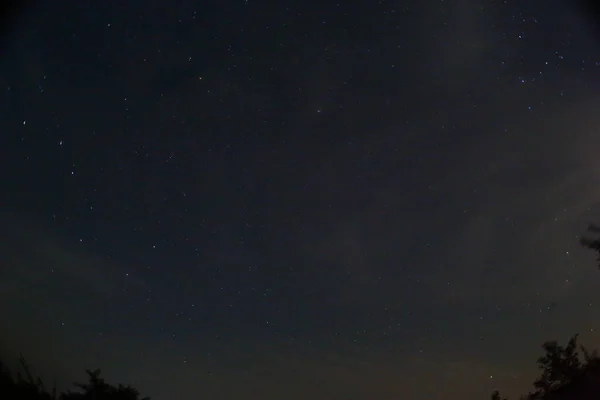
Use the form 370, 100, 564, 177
3, 1, 600, 399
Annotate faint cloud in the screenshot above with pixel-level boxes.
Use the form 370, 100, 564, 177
0, 210, 148, 303
435, 95, 600, 306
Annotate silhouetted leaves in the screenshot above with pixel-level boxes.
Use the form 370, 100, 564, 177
490, 223, 600, 399
491, 334, 600, 400
579, 224, 600, 268
0, 356, 57, 400
0, 357, 149, 400
492, 224, 600, 400
532, 334, 581, 394
61, 368, 149, 400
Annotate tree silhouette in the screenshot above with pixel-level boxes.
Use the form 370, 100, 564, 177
491, 223, 600, 399
0, 355, 149, 400
532, 335, 581, 395
491, 334, 600, 400
61, 368, 149, 400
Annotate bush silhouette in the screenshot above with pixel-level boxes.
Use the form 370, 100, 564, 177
0, 355, 57, 400
0, 354, 149, 400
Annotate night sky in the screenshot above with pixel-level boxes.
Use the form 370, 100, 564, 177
2, 1, 600, 399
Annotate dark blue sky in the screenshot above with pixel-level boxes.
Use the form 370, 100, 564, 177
3, 0, 600, 399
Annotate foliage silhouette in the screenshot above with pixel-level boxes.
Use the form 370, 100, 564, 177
491, 334, 600, 400
579, 223, 600, 268
0, 355, 57, 400
60, 368, 150, 400
491, 389, 508, 400
0, 355, 149, 400
491, 224, 600, 399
